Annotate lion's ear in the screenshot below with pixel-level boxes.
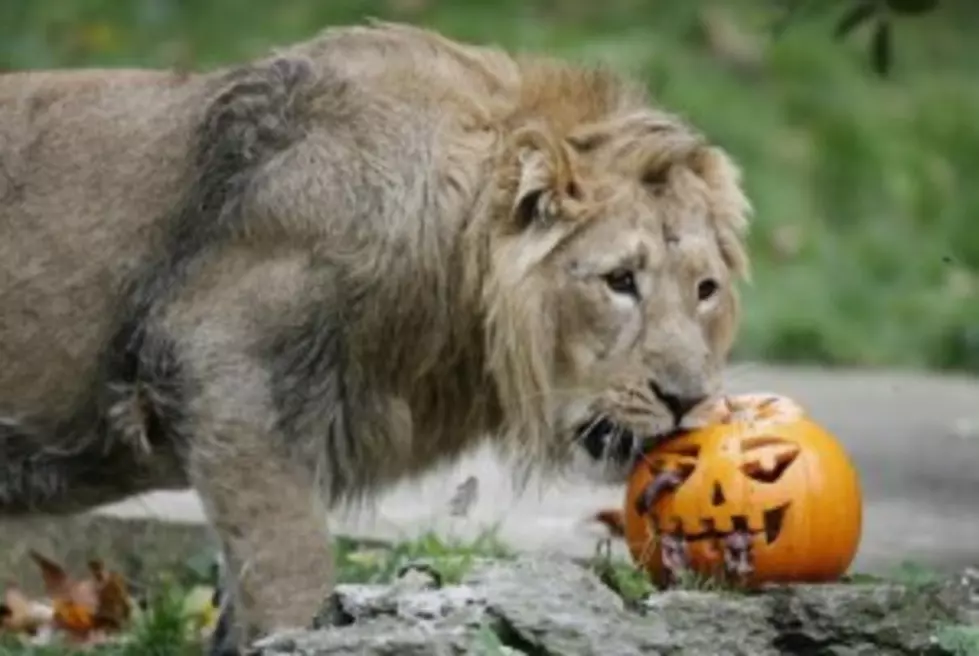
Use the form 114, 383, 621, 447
510, 126, 581, 230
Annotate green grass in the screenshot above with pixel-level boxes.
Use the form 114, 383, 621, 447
1, 0, 977, 373
334, 528, 513, 585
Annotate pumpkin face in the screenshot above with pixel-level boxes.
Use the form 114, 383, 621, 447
623, 393, 862, 587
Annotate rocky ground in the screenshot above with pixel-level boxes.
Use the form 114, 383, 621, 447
251, 555, 979, 656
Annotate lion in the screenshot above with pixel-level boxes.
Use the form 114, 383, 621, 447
0, 20, 751, 653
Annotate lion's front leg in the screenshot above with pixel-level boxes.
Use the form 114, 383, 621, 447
184, 370, 335, 655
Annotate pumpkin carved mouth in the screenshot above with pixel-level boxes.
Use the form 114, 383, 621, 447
762, 503, 789, 543
659, 502, 789, 546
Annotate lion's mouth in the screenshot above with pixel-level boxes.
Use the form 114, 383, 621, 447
576, 416, 637, 463
576, 416, 685, 464
662, 503, 789, 545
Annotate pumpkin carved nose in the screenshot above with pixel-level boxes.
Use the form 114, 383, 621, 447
711, 481, 725, 506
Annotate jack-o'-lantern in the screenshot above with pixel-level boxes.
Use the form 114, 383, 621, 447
623, 393, 862, 588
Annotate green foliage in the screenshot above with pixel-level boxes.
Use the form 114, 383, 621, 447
583, 541, 748, 604
937, 625, 979, 656
2, 0, 976, 373
583, 542, 657, 606
471, 624, 512, 655
777, 0, 942, 76
884, 559, 945, 587
117, 579, 203, 656
336, 528, 513, 585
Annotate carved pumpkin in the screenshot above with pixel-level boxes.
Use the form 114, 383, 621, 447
623, 393, 862, 587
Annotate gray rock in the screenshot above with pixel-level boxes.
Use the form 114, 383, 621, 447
249, 556, 979, 656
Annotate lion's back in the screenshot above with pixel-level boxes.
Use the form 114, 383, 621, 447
0, 24, 492, 428
0, 68, 209, 421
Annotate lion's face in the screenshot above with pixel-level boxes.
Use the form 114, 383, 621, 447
549, 177, 741, 479
485, 117, 750, 480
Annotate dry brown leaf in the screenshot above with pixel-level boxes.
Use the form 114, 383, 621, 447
592, 508, 626, 539
29, 550, 98, 638
52, 598, 95, 638
448, 475, 479, 518
90, 561, 132, 631
29, 550, 74, 600
23, 551, 132, 643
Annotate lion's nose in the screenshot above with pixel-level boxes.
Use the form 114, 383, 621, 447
649, 381, 706, 425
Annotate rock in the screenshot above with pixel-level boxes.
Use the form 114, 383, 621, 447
250, 556, 979, 656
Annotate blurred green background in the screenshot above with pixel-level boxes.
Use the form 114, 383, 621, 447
2, 0, 977, 374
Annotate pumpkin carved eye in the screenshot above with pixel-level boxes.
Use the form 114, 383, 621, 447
638, 445, 701, 516
740, 436, 801, 483
660, 444, 701, 458
650, 443, 700, 484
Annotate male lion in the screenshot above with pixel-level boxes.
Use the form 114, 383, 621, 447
0, 20, 751, 653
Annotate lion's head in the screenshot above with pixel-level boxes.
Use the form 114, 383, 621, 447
482, 107, 751, 480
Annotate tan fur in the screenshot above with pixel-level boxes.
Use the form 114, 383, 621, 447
0, 21, 751, 652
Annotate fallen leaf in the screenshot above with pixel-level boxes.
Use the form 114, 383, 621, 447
29, 550, 75, 600
448, 475, 479, 518
52, 598, 94, 637
29, 551, 99, 638
592, 508, 626, 538
24, 551, 133, 643
1, 584, 54, 635
90, 561, 132, 631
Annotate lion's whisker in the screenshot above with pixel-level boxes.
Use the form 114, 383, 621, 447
723, 362, 762, 385
572, 413, 608, 446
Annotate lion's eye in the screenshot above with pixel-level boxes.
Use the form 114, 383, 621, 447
697, 278, 719, 302
604, 269, 639, 298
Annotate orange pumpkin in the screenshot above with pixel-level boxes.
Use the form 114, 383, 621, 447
623, 393, 862, 588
